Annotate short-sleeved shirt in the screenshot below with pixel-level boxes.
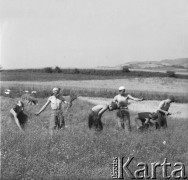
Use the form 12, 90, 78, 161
48, 95, 65, 110
158, 100, 170, 112
12, 104, 24, 114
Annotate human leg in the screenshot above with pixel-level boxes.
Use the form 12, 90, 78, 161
49, 112, 57, 135
88, 111, 95, 129
117, 110, 125, 129
155, 111, 167, 129
134, 115, 143, 130
123, 110, 131, 132
96, 116, 103, 131
58, 112, 65, 129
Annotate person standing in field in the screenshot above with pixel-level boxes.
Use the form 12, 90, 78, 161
88, 102, 118, 131
10, 100, 26, 131
155, 96, 175, 129
35, 87, 69, 135
113, 86, 143, 132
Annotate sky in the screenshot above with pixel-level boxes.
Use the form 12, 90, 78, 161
0, 0, 188, 69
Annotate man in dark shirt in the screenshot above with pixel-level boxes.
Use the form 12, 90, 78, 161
134, 112, 158, 131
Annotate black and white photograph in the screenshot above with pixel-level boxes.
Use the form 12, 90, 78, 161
1, 0, 188, 179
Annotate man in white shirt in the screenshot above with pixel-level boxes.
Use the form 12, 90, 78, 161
155, 96, 175, 129
113, 86, 143, 132
35, 87, 68, 135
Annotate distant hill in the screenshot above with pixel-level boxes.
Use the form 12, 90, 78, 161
118, 58, 188, 69
160, 58, 188, 67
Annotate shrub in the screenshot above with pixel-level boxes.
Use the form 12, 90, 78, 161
121, 66, 130, 73
53, 66, 62, 73
73, 68, 80, 74
166, 71, 176, 77
43, 67, 53, 73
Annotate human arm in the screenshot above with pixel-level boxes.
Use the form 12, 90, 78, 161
98, 106, 108, 118
112, 95, 120, 108
10, 108, 23, 131
144, 118, 150, 124
157, 101, 170, 115
35, 100, 50, 116
112, 95, 118, 103
127, 94, 143, 101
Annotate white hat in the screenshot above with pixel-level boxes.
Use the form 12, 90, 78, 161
118, 86, 125, 91
52, 87, 60, 93
31, 91, 37, 94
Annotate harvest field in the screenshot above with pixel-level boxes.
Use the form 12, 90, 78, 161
2, 77, 188, 93
1, 76, 188, 103
1, 72, 188, 179
1, 96, 188, 179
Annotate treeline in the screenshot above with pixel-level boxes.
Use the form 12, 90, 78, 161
3, 66, 188, 79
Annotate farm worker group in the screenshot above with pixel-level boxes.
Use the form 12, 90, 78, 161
10, 86, 174, 135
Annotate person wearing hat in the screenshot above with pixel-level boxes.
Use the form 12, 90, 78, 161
155, 96, 175, 129
35, 87, 68, 135
88, 101, 118, 131
113, 86, 143, 132
10, 100, 25, 131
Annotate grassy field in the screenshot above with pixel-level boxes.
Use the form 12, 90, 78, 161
1, 76, 188, 103
1, 70, 188, 179
1, 71, 128, 81
2, 76, 188, 93
1, 70, 188, 82
1, 96, 188, 179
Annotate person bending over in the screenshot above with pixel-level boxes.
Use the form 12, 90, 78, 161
88, 101, 118, 131
10, 100, 25, 131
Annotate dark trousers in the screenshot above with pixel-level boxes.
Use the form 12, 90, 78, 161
155, 111, 167, 129
116, 109, 131, 132
88, 111, 103, 131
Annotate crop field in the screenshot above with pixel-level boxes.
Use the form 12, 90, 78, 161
2, 76, 188, 93
1, 96, 188, 179
1, 71, 188, 179
1, 69, 188, 82
1, 75, 188, 103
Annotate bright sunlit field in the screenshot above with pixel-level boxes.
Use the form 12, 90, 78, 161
1, 96, 188, 179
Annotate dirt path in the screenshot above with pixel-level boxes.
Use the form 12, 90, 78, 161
78, 96, 188, 120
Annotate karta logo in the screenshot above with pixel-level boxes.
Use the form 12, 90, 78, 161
111, 156, 187, 179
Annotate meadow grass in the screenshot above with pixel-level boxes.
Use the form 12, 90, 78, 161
1, 68, 188, 81
1, 71, 129, 81
1, 82, 188, 103
1, 75, 188, 94
1, 96, 188, 179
